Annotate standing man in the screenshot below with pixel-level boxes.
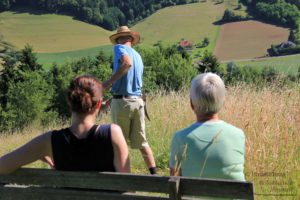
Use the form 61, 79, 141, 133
103, 26, 157, 175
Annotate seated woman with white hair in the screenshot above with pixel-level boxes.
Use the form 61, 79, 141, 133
169, 73, 245, 181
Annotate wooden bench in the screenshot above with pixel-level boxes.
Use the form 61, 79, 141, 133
0, 168, 254, 200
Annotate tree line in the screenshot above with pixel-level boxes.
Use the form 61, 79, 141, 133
0, 0, 198, 30
240, 0, 300, 28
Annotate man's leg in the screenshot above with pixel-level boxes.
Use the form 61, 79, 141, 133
131, 98, 157, 174
111, 99, 131, 142
140, 146, 156, 172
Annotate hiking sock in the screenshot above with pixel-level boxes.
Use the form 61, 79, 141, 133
149, 167, 157, 175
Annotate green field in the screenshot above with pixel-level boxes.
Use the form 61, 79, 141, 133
0, 9, 112, 53
236, 54, 300, 74
37, 45, 113, 69
132, 1, 224, 46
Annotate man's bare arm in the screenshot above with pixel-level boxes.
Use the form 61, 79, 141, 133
103, 55, 132, 90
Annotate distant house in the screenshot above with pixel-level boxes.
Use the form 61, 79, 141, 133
277, 41, 296, 49
179, 40, 193, 51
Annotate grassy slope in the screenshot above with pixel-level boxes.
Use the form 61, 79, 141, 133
0, 10, 112, 53
236, 54, 300, 74
37, 45, 113, 69
132, 1, 224, 45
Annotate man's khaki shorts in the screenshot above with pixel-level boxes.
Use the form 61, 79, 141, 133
111, 98, 149, 149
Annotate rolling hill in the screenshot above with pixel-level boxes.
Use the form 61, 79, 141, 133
132, 1, 224, 45
0, 9, 112, 53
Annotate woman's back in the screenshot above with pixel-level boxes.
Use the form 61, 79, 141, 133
52, 124, 115, 171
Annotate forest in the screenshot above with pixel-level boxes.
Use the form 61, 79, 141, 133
0, 0, 197, 30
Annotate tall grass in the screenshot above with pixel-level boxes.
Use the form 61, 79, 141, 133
0, 84, 299, 199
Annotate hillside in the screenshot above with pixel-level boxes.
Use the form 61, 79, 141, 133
0, 10, 112, 53
236, 54, 300, 74
132, 1, 224, 45
37, 45, 112, 69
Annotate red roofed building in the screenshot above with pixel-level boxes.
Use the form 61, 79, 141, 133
179, 40, 193, 50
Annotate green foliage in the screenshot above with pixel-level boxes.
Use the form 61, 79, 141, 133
0, 46, 55, 131
48, 52, 112, 118
261, 66, 280, 82
196, 51, 221, 74
138, 43, 197, 91
1, 0, 193, 30
19, 45, 42, 72
202, 37, 210, 47
289, 22, 300, 44
4, 71, 56, 129
225, 61, 261, 84
268, 43, 300, 57
255, 0, 300, 28
221, 9, 247, 22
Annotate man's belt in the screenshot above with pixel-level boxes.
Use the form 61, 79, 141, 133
113, 95, 142, 99
112, 94, 151, 121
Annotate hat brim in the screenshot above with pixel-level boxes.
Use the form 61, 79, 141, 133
109, 31, 140, 45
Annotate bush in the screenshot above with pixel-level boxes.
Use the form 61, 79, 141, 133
138, 44, 197, 91
221, 9, 246, 22
225, 62, 261, 84
197, 51, 221, 74
2, 71, 56, 130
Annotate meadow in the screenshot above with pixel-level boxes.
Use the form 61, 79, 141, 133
131, 1, 224, 47
37, 45, 113, 69
0, 9, 112, 53
214, 20, 290, 61
235, 54, 300, 74
1, 84, 299, 199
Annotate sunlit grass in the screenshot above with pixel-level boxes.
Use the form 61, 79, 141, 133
0, 84, 299, 199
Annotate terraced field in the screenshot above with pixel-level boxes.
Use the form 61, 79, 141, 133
214, 20, 290, 61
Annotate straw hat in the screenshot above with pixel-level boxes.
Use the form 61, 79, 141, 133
109, 26, 140, 45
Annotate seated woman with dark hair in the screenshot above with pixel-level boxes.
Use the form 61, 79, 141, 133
169, 73, 245, 181
0, 75, 130, 174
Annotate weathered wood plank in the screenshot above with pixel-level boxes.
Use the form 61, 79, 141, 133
0, 186, 169, 200
168, 177, 181, 200
0, 168, 170, 193
0, 168, 255, 200
180, 177, 254, 200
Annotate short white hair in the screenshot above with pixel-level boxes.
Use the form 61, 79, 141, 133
190, 73, 225, 116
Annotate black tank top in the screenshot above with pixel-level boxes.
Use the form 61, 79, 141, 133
51, 124, 116, 172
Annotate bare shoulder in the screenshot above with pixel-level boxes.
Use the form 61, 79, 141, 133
110, 124, 122, 134
109, 124, 125, 144
33, 131, 53, 143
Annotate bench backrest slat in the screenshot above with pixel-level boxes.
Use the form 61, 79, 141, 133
0, 168, 170, 193
0, 168, 254, 200
0, 187, 169, 200
180, 177, 254, 200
